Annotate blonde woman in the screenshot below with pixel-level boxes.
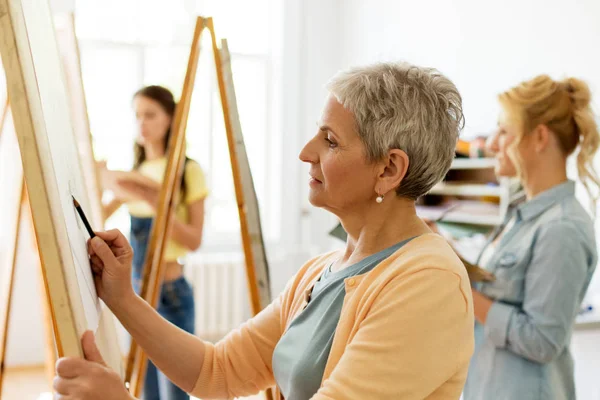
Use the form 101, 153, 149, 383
464, 76, 599, 400
54, 62, 474, 400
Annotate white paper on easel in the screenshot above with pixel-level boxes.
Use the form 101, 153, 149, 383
219, 41, 272, 307
19, 0, 101, 331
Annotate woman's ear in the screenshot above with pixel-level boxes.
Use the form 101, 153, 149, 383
533, 124, 551, 153
377, 149, 409, 193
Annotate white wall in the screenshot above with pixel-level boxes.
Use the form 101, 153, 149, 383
281, 0, 348, 257
337, 0, 600, 139
49, 0, 74, 13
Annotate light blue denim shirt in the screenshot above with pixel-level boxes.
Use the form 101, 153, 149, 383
463, 180, 597, 400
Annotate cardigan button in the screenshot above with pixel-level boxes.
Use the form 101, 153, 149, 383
347, 278, 356, 286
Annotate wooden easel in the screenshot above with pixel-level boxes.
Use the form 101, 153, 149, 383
0, 5, 120, 396
0, 14, 101, 393
124, 16, 273, 399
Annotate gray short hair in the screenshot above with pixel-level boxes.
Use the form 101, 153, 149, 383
327, 62, 464, 199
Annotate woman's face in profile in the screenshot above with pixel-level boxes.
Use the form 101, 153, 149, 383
298, 95, 378, 213
487, 118, 519, 178
133, 95, 172, 146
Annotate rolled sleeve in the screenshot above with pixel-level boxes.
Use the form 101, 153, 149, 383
485, 301, 515, 348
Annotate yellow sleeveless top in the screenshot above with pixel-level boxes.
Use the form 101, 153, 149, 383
126, 157, 209, 261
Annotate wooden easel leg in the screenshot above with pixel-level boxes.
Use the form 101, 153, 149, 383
125, 339, 139, 391
0, 181, 25, 396
207, 20, 274, 400
127, 16, 206, 398
131, 352, 146, 398
21, 185, 59, 387
39, 259, 57, 385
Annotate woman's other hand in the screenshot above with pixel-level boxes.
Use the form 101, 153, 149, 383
87, 229, 136, 309
117, 179, 161, 210
54, 331, 134, 400
471, 288, 494, 324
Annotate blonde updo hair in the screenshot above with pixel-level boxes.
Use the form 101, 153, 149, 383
499, 75, 600, 205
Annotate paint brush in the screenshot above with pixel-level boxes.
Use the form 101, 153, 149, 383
72, 196, 96, 238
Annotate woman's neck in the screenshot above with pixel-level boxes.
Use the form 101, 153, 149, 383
523, 162, 568, 200
144, 141, 165, 161
335, 197, 430, 270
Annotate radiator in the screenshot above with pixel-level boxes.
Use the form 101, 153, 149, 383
185, 254, 250, 343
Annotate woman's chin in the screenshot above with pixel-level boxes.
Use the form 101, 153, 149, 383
307, 191, 326, 208
494, 165, 517, 178
307, 195, 320, 207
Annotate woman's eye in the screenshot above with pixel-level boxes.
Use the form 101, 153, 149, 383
325, 137, 337, 148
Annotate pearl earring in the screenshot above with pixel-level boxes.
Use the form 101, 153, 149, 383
376, 194, 384, 203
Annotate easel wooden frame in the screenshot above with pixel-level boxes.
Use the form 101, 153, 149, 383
0, 2, 122, 394
125, 16, 273, 399
0, 12, 113, 392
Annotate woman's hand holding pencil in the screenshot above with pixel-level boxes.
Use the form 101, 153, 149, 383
73, 196, 136, 305
86, 229, 136, 309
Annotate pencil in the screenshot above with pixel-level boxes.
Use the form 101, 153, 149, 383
72, 196, 96, 238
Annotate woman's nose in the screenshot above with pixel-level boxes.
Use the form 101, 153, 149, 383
299, 137, 319, 164
486, 132, 500, 154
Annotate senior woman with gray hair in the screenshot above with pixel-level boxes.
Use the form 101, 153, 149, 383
54, 62, 474, 400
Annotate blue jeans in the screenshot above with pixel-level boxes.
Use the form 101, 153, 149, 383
130, 216, 195, 400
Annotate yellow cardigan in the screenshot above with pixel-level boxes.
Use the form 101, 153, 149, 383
192, 234, 474, 399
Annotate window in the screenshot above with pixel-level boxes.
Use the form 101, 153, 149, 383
75, 0, 281, 251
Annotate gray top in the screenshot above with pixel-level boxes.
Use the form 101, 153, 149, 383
272, 238, 414, 400
464, 180, 597, 400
